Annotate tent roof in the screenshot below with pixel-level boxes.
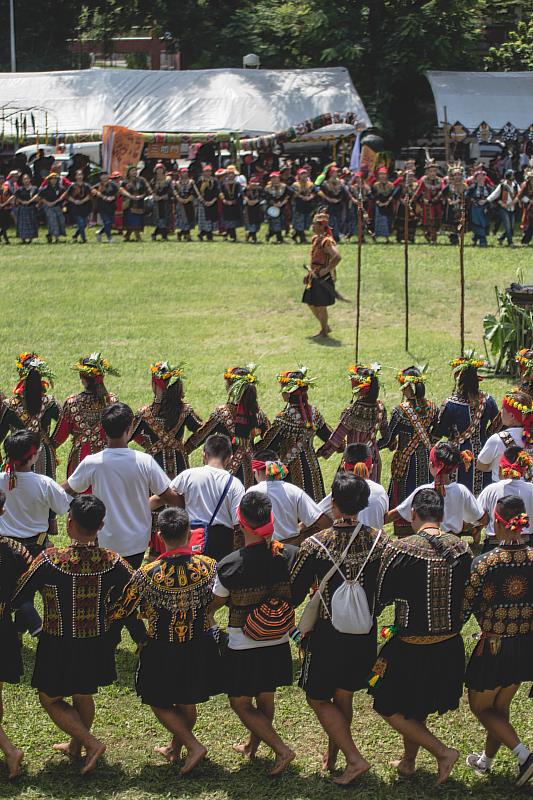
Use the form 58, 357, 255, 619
0, 67, 370, 136
426, 70, 533, 131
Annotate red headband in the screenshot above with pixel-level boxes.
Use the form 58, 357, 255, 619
2, 444, 39, 490
152, 376, 169, 389
237, 506, 274, 539
343, 458, 372, 479
430, 447, 474, 495
494, 509, 529, 533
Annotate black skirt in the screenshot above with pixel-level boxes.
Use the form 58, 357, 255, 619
299, 620, 377, 700
136, 635, 223, 708
370, 635, 465, 721
0, 621, 23, 684
224, 642, 293, 698
32, 633, 117, 697
466, 633, 533, 692
302, 275, 336, 307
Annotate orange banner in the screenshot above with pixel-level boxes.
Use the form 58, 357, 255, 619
103, 125, 145, 176
359, 144, 378, 175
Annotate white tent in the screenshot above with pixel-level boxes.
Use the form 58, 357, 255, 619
426, 70, 533, 131
0, 67, 370, 136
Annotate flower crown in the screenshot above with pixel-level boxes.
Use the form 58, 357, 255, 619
224, 364, 258, 403
277, 366, 315, 393
516, 349, 533, 375
396, 371, 426, 386
73, 352, 120, 378
497, 511, 530, 532
348, 363, 380, 392
504, 393, 533, 415
16, 352, 55, 386
150, 361, 185, 387
450, 355, 486, 373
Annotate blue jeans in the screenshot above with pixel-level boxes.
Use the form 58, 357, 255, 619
498, 208, 514, 245
98, 211, 114, 239
72, 214, 87, 241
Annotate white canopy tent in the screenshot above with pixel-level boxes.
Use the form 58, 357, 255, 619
0, 66, 370, 136
426, 70, 533, 131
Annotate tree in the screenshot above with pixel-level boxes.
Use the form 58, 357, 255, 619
484, 19, 533, 69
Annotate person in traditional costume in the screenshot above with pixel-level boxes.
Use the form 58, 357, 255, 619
518, 169, 533, 245
442, 166, 467, 245
369, 488, 472, 785
91, 171, 118, 244
219, 167, 242, 241
378, 367, 438, 537
242, 176, 263, 243
64, 170, 92, 244
317, 364, 388, 483
210, 491, 297, 777
14, 173, 38, 244
392, 170, 417, 244
515, 348, 533, 395
0, 490, 32, 779
52, 353, 120, 480
0, 174, 16, 245
0, 352, 60, 481
290, 168, 316, 243
38, 173, 66, 243
291, 473, 387, 786
463, 495, 533, 787
467, 170, 491, 247
436, 355, 498, 494
111, 170, 124, 232
263, 171, 290, 244
488, 169, 520, 247
414, 161, 444, 244
371, 167, 395, 242
260, 368, 331, 502
13, 495, 135, 776
120, 166, 150, 242
195, 165, 219, 241
477, 389, 533, 483
317, 165, 347, 241
477, 446, 533, 553
346, 171, 370, 242
185, 365, 269, 489
174, 168, 196, 241
111, 508, 220, 777
301, 208, 342, 339
386, 440, 483, 539
150, 163, 173, 241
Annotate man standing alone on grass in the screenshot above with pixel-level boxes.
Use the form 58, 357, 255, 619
13, 496, 135, 775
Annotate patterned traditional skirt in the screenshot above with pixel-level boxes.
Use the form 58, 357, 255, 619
32, 632, 117, 696
136, 635, 222, 707
197, 202, 216, 232
44, 206, 66, 237
302, 274, 336, 309
123, 209, 145, 231
292, 209, 314, 232
374, 206, 392, 238
176, 202, 195, 231
16, 206, 38, 239
465, 632, 533, 691
223, 642, 293, 697
284, 449, 326, 503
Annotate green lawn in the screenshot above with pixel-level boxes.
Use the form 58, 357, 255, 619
0, 233, 532, 798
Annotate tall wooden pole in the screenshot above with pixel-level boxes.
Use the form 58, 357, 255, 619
459, 191, 466, 356
404, 173, 410, 352
355, 201, 363, 361
443, 105, 450, 165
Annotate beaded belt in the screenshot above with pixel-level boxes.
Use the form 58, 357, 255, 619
399, 633, 458, 645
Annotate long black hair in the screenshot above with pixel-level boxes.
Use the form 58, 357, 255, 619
402, 366, 426, 402
230, 367, 259, 439
23, 369, 44, 416
158, 379, 185, 431
356, 368, 380, 404
456, 366, 480, 401
81, 374, 108, 402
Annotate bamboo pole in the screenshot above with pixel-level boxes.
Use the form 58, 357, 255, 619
355, 201, 363, 361
404, 173, 410, 352
459, 192, 466, 356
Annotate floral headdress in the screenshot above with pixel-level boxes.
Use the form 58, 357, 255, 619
73, 352, 120, 380
150, 361, 185, 388
277, 366, 316, 394
15, 352, 55, 393
396, 364, 427, 386
503, 391, 533, 416
516, 349, 533, 377
348, 363, 380, 394
494, 510, 530, 533
450, 350, 486, 375
224, 364, 258, 404
503, 390, 533, 445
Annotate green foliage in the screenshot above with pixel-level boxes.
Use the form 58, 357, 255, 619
125, 52, 148, 69
483, 288, 533, 374
485, 18, 533, 70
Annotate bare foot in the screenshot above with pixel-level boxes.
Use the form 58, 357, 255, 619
80, 742, 106, 776
269, 748, 295, 777
180, 744, 207, 777
154, 745, 179, 763
391, 757, 416, 777
326, 325, 332, 333
332, 758, 371, 786
6, 748, 24, 780
322, 744, 339, 772
436, 748, 459, 786
232, 741, 257, 760
53, 741, 81, 760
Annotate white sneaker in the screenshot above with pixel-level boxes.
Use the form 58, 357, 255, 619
96, 232, 102, 243
466, 753, 491, 776
107, 237, 113, 243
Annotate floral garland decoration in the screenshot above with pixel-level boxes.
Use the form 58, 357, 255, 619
450, 355, 487, 374
348, 363, 380, 394
15, 352, 55, 389
277, 365, 316, 393
516, 348, 533, 376
150, 360, 185, 387
504, 392, 533, 415
73, 352, 120, 378
224, 364, 258, 404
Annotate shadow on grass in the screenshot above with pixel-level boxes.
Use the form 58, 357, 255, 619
306, 336, 342, 348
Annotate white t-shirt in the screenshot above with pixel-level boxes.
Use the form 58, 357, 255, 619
68, 448, 170, 557
477, 428, 524, 482
171, 465, 244, 529
0, 472, 70, 539
213, 573, 289, 650
318, 479, 389, 530
245, 480, 322, 541
396, 481, 483, 534
478, 478, 533, 536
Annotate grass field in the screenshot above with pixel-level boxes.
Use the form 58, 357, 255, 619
0, 233, 532, 799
